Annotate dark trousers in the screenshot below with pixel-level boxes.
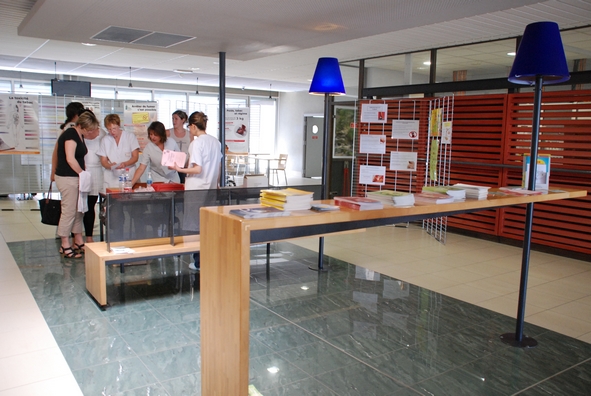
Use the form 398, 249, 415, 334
83, 195, 99, 238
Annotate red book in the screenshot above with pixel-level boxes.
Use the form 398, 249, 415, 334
333, 196, 384, 210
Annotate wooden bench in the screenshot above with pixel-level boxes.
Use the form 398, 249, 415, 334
85, 235, 200, 307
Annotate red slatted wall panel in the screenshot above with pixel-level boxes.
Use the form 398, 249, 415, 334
351, 91, 591, 255
447, 94, 507, 234
500, 90, 591, 254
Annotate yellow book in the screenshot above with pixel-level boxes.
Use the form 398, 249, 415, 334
260, 188, 313, 203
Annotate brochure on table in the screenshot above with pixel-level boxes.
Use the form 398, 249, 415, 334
523, 154, 551, 190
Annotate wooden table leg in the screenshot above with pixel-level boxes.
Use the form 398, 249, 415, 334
201, 209, 251, 395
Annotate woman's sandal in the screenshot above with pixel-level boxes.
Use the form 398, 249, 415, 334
73, 243, 85, 254
60, 246, 82, 259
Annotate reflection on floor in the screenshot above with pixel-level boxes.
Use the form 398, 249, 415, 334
9, 239, 591, 395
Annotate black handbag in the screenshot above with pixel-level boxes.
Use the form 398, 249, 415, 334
39, 182, 62, 226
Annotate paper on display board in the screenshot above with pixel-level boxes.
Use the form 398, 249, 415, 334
391, 119, 419, 140
389, 151, 417, 172
360, 103, 388, 123
359, 165, 386, 185
359, 134, 386, 154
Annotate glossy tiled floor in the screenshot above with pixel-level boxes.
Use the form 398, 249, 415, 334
1, 193, 591, 395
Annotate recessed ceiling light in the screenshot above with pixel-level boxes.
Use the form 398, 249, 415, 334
301, 286, 309, 290
81, 43, 96, 46
173, 69, 193, 74
267, 366, 280, 374
423, 61, 431, 66
507, 52, 516, 56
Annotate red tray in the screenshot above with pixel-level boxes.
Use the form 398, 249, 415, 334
152, 182, 184, 191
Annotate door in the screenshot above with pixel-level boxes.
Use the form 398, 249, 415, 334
304, 116, 324, 178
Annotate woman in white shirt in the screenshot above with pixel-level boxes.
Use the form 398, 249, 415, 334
131, 121, 180, 185
167, 110, 191, 183
96, 114, 140, 189
175, 111, 222, 270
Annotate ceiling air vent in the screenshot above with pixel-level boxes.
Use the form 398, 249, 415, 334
91, 26, 194, 48
92, 26, 151, 43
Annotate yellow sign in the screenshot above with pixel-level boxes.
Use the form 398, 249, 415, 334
132, 112, 150, 124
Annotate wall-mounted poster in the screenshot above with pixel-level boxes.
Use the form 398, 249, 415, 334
124, 102, 158, 151
360, 103, 388, 123
333, 106, 355, 158
359, 165, 386, 185
81, 100, 102, 123
0, 94, 40, 154
359, 134, 386, 154
392, 119, 419, 140
225, 108, 250, 153
389, 151, 417, 172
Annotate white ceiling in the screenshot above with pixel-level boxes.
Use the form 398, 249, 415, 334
1, 0, 591, 92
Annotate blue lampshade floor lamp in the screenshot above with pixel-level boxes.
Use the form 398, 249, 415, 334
501, 21, 570, 347
309, 57, 346, 271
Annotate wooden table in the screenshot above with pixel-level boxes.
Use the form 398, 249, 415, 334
85, 235, 200, 307
199, 188, 587, 395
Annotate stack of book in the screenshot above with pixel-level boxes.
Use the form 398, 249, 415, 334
498, 186, 544, 196
413, 191, 456, 205
422, 185, 466, 201
333, 196, 384, 210
260, 188, 314, 210
366, 190, 415, 206
453, 183, 491, 199
229, 207, 291, 219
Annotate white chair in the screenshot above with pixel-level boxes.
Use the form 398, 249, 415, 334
269, 154, 288, 185
226, 154, 248, 185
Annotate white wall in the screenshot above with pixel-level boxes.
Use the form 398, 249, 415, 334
276, 91, 324, 177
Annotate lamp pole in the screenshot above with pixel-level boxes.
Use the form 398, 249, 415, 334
315, 93, 331, 271
501, 75, 543, 348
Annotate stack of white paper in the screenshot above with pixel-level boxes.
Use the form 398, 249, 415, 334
453, 183, 490, 199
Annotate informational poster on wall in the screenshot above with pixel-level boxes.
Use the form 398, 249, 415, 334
360, 103, 388, 123
123, 102, 158, 151
0, 94, 40, 154
359, 164, 386, 185
359, 134, 386, 154
225, 108, 250, 153
81, 100, 102, 124
389, 151, 417, 172
392, 119, 419, 140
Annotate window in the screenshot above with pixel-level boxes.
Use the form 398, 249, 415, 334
154, 91, 188, 128
91, 86, 116, 100
116, 88, 152, 101
249, 98, 275, 154
15, 81, 51, 96
436, 39, 516, 83
364, 52, 431, 88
